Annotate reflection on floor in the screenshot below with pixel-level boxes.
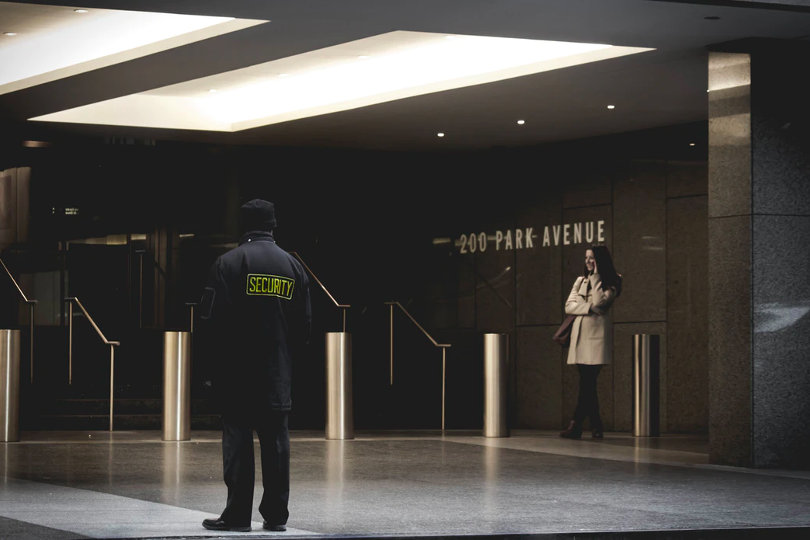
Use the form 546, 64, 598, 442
2, 429, 810, 539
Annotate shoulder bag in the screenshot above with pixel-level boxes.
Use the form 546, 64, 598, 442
553, 276, 583, 347
552, 314, 576, 347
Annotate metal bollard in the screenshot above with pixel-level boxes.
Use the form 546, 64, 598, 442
633, 334, 660, 437
163, 331, 191, 441
483, 333, 509, 438
1, 329, 21, 442
325, 332, 353, 440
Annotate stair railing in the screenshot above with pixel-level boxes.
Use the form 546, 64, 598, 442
1, 257, 37, 383
135, 249, 169, 329
290, 252, 350, 332
385, 301, 451, 432
64, 296, 120, 431
186, 302, 198, 333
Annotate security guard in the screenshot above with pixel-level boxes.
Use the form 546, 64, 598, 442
200, 199, 311, 533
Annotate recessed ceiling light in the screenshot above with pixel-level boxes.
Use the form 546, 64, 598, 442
689, 142, 696, 147
3, 32, 17, 36
0, 5, 265, 95
517, 119, 525, 125
208, 89, 217, 93
606, 104, 616, 110
437, 132, 445, 138
74, 9, 89, 14
32, 31, 653, 131
22, 140, 51, 148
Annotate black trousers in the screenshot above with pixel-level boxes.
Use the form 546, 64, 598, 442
220, 409, 290, 526
572, 364, 603, 429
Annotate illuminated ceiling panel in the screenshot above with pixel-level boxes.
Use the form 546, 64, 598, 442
0, 1, 266, 95
31, 31, 654, 131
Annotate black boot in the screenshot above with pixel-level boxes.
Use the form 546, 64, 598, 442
591, 419, 604, 439
591, 416, 604, 439
559, 420, 582, 439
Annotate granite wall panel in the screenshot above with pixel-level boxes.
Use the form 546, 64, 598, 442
752, 215, 810, 468
612, 162, 667, 324
751, 51, 810, 216
516, 325, 563, 428
667, 161, 708, 198
708, 52, 751, 219
667, 195, 709, 433
475, 248, 515, 334
707, 215, 752, 466
516, 196, 563, 326
752, 116, 810, 215
562, 168, 612, 209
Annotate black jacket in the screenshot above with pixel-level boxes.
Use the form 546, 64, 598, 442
199, 230, 311, 412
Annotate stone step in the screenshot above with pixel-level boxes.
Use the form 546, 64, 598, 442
29, 413, 221, 431
28, 398, 219, 415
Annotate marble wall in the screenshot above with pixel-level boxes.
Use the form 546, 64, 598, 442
749, 44, 810, 468
707, 51, 754, 465
708, 41, 810, 468
462, 156, 708, 432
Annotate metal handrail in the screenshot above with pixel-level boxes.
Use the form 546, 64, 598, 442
64, 296, 120, 431
135, 249, 169, 329
443, 244, 512, 309
290, 252, 350, 332
186, 302, 198, 333
385, 301, 452, 432
1, 257, 37, 383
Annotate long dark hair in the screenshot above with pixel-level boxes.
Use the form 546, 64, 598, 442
584, 245, 622, 296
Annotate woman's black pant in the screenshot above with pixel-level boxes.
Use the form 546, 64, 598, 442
573, 364, 603, 429
220, 409, 290, 526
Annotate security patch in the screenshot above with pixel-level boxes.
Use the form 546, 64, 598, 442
246, 274, 295, 299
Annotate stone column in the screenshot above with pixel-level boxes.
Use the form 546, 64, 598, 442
708, 39, 810, 468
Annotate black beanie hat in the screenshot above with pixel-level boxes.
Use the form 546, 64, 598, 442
239, 199, 277, 232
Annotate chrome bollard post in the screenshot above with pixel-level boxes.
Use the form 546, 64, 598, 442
1, 329, 21, 442
483, 333, 509, 438
163, 331, 191, 441
633, 334, 660, 437
325, 332, 353, 440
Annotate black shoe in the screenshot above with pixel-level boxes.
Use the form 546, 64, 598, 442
202, 518, 251, 532
559, 420, 582, 439
263, 520, 287, 531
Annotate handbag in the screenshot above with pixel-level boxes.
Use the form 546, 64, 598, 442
552, 314, 575, 347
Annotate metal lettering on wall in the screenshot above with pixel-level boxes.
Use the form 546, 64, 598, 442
456, 220, 606, 254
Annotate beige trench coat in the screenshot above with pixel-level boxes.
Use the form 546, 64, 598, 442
564, 274, 618, 365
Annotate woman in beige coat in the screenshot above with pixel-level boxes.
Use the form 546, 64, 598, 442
560, 245, 622, 439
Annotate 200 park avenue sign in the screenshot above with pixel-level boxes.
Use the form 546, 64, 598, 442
456, 219, 606, 254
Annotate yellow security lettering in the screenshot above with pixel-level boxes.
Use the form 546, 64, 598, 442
246, 273, 295, 299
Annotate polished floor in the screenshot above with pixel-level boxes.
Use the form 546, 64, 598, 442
2, 429, 810, 540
